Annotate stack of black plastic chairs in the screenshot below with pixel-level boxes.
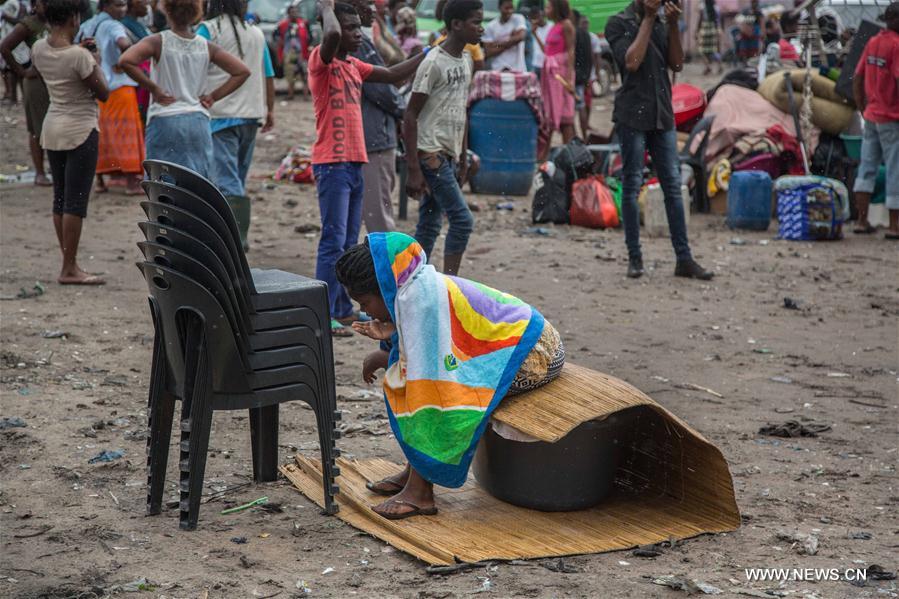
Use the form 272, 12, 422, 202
136, 159, 341, 530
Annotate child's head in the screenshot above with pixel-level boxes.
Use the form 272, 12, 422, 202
45, 0, 86, 28
162, 0, 202, 28
335, 243, 391, 322
443, 0, 482, 45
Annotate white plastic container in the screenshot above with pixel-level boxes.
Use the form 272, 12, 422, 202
643, 183, 691, 238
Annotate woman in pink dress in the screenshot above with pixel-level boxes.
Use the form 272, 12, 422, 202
535, 0, 575, 159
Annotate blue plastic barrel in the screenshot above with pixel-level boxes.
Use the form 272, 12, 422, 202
727, 170, 773, 230
468, 99, 537, 196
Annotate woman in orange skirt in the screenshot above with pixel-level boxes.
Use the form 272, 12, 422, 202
77, 0, 144, 194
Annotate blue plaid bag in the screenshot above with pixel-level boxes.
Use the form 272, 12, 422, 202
775, 176, 849, 241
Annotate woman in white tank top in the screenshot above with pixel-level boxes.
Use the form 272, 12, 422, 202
196, 0, 275, 250
118, 0, 249, 178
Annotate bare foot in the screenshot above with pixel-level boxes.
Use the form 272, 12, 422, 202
59, 268, 105, 285
366, 464, 410, 496
34, 173, 52, 187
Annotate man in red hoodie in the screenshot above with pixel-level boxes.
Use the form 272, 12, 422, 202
852, 2, 899, 239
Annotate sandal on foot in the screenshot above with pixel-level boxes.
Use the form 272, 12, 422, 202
59, 275, 105, 286
365, 479, 405, 496
330, 319, 355, 337
853, 224, 876, 234
372, 499, 438, 520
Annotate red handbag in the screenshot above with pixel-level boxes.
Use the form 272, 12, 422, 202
570, 176, 620, 229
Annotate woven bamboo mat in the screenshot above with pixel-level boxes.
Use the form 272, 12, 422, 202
280, 364, 740, 566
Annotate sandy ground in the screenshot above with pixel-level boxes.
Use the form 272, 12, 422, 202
1, 62, 898, 599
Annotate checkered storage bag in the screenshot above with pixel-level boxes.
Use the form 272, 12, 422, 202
775, 175, 849, 241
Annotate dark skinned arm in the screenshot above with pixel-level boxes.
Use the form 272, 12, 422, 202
483, 27, 526, 59
0, 22, 31, 78
623, 0, 660, 72
200, 41, 250, 107
402, 91, 428, 197
263, 76, 275, 132
852, 70, 865, 111
80, 42, 110, 101
319, 0, 341, 64
563, 19, 575, 86
366, 50, 426, 84
663, 2, 684, 72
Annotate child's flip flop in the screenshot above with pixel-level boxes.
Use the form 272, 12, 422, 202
330, 319, 355, 337
371, 499, 438, 520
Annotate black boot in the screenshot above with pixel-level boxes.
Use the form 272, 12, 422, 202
675, 258, 713, 280
627, 256, 644, 279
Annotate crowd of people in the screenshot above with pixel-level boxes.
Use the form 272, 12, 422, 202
1, 0, 895, 293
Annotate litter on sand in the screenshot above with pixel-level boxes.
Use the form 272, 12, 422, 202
758, 421, 831, 438
88, 450, 125, 464
220, 496, 269, 515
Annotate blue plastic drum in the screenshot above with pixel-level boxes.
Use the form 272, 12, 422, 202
727, 170, 773, 230
468, 99, 538, 196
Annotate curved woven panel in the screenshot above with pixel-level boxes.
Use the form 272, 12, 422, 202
281, 363, 740, 565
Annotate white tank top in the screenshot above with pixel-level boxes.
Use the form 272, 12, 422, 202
201, 17, 266, 121
147, 30, 210, 123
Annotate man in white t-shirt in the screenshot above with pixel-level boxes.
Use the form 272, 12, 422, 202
482, 0, 526, 72
528, 6, 551, 77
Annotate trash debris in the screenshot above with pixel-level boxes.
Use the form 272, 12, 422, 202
848, 531, 872, 540
40, 330, 67, 338
321, 567, 334, 575
541, 559, 582, 573
230, 536, 248, 544
496, 202, 515, 210
88, 450, 125, 464
783, 297, 800, 310
729, 237, 747, 246
108, 578, 154, 593
221, 496, 268, 515
633, 545, 663, 558
0, 417, 26, 429
752, 348, 773, 354
524, 226, 553, 236
295, 580, 311, 594
101, 374, 129, 387
0, 282, 45, 301
294, 223, 321, 234
770, 376, 793, 384
651, 575, 722, 594
675, 382, 724, 398
826, 372, 850, 378
758, 421, 831, 438
474, 577, 492, 593
775, 530, 819, 555
867, 564, 896, 581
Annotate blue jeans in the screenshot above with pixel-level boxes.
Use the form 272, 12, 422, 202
145, 112, 213, 179
313, 162, 364, 320
414, 154, 474, 258
212, 123, 258, 197
618, 124, 692, 261
853, 119, 899, 209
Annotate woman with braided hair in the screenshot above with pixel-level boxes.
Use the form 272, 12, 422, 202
335, 233, 565, 520
196, 0, 274, 250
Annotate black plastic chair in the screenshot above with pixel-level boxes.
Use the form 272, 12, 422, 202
678, 115, 716, 213
138, 261, 341, 530
139, 201, 329, 334
143, 160, 308, 310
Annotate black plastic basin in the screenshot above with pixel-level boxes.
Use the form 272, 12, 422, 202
472, 413, 631, 512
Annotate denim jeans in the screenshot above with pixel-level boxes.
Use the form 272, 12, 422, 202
414, 154, 474, 258
853, 119, 899, 209
212, 123, 258, 197
617, 124, 692, 261
313, 162, 364, 320
145, 112, 213, 179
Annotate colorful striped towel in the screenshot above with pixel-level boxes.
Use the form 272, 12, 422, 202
369, 232, 545, 488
